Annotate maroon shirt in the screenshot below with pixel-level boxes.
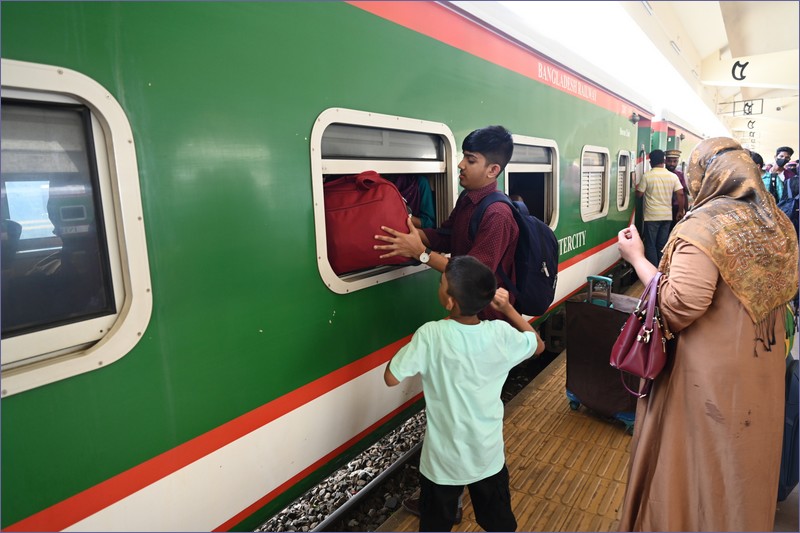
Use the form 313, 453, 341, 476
671, 168, 688, 221
423, 182, 519, 320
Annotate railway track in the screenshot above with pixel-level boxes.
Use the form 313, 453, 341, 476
257, 347, 562, 532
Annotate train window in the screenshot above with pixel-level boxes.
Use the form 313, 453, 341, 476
616, 151, 632, 211
1, 101, 117, 338
310, 108, 457, 294
580, 146, 610, 221
0, 59, 151, 397
505, 136, 559, 229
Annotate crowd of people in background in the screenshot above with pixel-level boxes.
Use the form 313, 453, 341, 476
638, 143, 799, 266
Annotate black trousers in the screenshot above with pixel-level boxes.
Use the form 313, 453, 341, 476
419, 464, 516, 532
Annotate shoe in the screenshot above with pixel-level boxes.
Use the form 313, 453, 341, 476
402, 496, 420, 516
402, 496, 463, 524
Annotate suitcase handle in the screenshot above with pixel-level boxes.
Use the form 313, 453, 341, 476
586, 276, 613, 308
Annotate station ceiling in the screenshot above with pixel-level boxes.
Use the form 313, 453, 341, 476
622, 1, 799, 160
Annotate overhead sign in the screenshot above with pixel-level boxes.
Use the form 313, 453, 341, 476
700, 49, 799, 90
717, 99, 764, 116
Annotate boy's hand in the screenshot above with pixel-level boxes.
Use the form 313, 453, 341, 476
492, 287, 535, 334
374, 216, 423, 259
491, 288, 514, 314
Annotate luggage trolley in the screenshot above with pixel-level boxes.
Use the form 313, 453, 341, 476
564, 276, 639, 434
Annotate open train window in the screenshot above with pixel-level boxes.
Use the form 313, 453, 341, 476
310, 108, 457, 294
505, 135, 559, 228
616, 150, 632, 211
0, 59, 151, 397
579, 146, 610, 222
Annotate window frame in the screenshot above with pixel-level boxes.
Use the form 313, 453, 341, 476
616, 150, 632, 211
310, 108, 457, 294
579, 145, 610, 222
504, 134, 560, 229
1, 59, 152, 397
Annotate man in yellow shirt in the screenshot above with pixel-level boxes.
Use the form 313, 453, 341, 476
637, 149, 685, 266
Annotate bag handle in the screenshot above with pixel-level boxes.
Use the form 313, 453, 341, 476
619, 373, 653, 398
355, 170, 383, 190
636, 272, 661, 342
621, 272, 662, 398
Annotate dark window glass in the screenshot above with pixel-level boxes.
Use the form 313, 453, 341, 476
1, 100, 116, 337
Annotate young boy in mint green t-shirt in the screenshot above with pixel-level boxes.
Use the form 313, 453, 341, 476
384, 255, 544, 531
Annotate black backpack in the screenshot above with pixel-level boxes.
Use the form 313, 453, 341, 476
469, 191, 559, 316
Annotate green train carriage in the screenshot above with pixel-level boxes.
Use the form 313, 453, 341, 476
0, 2, 699, 530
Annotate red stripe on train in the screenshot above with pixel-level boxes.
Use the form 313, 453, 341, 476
347, 1, 650, 119
3, 338, 414, 532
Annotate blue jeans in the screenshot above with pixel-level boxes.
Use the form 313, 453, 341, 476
643, 221, 672, 267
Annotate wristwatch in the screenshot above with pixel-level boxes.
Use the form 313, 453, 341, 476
419, 247, 432, 264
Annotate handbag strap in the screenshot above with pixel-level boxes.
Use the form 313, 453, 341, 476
617, 273, 663, 399
636, 272, 661, 341
619, 373, 653, 398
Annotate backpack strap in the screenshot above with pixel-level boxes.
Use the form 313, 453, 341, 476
770, 175, 780, 202
468, 191, 511, 241
786, 175, 798, 200
468, 191, 518, 295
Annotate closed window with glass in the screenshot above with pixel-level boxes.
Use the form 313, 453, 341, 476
1, 100, 116, 338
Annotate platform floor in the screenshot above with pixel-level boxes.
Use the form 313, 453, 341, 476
378, 350, 799, 532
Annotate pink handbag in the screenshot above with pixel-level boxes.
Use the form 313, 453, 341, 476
609, 272, 667, 398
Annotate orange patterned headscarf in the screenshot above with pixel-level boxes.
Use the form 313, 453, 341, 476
660, 137, 798, 325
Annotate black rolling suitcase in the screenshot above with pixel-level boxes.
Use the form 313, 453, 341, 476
565, 276, 640, 434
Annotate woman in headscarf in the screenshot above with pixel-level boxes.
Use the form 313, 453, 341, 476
617, 137, 798, 531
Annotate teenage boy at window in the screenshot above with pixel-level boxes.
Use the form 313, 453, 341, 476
374, 125, 518, 322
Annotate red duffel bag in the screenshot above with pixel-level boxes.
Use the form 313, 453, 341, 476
324, 170, 413, 275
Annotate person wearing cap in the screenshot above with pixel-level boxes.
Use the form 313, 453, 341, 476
636, 149, 685, 267
665, 149, 689, 230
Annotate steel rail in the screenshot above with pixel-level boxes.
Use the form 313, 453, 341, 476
313, 440, 423, 532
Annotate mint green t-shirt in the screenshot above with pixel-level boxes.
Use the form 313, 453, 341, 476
389, 319, 538, 484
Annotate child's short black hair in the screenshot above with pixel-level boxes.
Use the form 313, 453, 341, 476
445, 256, 497, 316
776, 146, 795, 157
462, 125, 514, 171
